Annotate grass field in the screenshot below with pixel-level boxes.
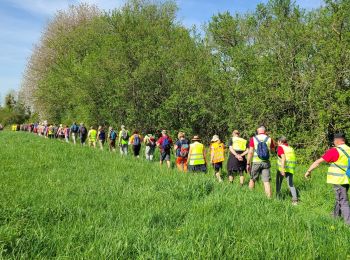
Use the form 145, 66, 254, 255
0, 131, 349, 259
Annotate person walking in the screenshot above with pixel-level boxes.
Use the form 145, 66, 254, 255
188, 135, 207, 173
64, 125, 70, 143
79, 123, 88, 146
129, 130, 143, 158
97, 126, 106, 150
210, 135, 224, 182
157, 130, 173, 168
305, 133, 350, 225
227, 130, 248, 186
57, 124, 65, 140
88, 126, 97, 148
174, 132, 190, 172
47, 124, 54, 139
276, 136, 298, 205
118, 125, 129, 156
70, 122, 79, 145
108, 127, 117, 152
144, 133, 156, 161
246, 126, 275, 198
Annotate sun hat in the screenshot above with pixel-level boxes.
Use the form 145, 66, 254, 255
211, 135, 220, 142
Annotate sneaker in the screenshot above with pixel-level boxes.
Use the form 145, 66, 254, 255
292, 200, 298, 206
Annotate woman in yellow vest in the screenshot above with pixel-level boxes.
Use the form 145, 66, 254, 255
210, 135, 225, 182
305, 133, 350, 225
188, 135, 207, 173
227, 130, 248, 186
276, 136, 298, 205
88, 126, 97, 148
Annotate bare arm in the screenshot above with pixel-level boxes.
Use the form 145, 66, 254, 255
246, 147, 254, 165
241, 148, 249, 157
203, 148, 207, 164
304, 158, 325, 178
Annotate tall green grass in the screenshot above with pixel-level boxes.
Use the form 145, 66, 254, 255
0, 131, 349, 259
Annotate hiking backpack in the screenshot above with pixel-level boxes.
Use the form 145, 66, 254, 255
72, 124, 79, 133
254, 136, 270, 160
80, 127, 87, 135
162, 137, 171, 151
179, 140, 189, 157
110, 130, 117, 140
133, 135, 140, 146
336, 147, 350, 178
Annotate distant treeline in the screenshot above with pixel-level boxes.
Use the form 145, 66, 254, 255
19, 0, 350, 156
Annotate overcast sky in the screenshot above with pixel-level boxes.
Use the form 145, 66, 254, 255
0, 0, 323, 102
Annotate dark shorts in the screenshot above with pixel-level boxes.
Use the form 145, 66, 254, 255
213, 162, 223, 172
81, 136, 87, 143
109, 140, 116, 148
188, 164, 207, 173
160, 151, 171, 161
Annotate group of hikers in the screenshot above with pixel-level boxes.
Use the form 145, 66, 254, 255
12, 122, 350, 225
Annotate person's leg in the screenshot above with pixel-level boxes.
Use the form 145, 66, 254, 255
124, 145, 128, 155
339, 184, 350, 225
132, 145, 137, 157
261, 165, 272, 198
145, 146, 150, 160
176, 157, 183, 171
333, 185, 342, 218
285, 173, 298, 202
239, 171, 244, 186
136, 145, 141, 158
166, 153, 171, 168
215, 163, 223, 182
276, 170, 283, 198
183, 158, 188, 172
150, 147, 155, 161
249, 163, 260, 190
160, 152, 164, 166
228, 171, 234, 183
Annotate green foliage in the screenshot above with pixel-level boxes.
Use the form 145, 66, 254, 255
1, 131, 350, 258
0, 93, 30, 126
20, 0, 350, 158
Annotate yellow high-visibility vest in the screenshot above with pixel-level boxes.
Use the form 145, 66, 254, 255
327, 144, 350, 185
253, 135, 272, 163
189, 142, 205, 166
211, 142, 225, 163
231, 137, 247, 151
89, 129, 97, 142
277, 145, 296, 174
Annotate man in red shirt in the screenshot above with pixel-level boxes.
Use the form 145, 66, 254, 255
157, 130, 173, 169
305, 133, 350, 225
246, 126, 275, 198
